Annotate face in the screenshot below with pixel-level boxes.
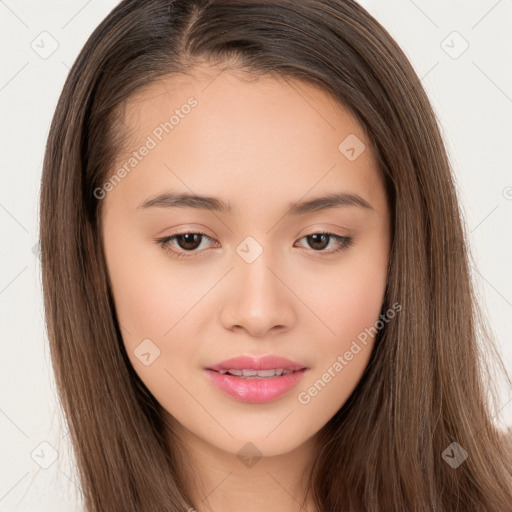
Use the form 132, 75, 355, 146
101, 65, 391, 459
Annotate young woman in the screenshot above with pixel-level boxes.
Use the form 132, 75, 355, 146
39, 0, 512, 511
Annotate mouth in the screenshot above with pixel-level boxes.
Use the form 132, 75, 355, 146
213, 368, 301, 379
205, 354, 307, 373
204, 355, 308, 403
204, 363, 308, 404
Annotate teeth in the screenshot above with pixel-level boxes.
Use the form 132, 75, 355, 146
217, 368, 295, 378
245, 369, 274, 377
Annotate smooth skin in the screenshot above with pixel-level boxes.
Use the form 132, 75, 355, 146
101, 64, 391, 512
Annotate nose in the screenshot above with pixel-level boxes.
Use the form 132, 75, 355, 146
219, 245, 296, 338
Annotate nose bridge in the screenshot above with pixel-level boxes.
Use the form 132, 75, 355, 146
221, 235, 295, 335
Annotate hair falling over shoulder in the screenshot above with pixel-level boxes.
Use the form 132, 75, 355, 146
39, 1, 512, 510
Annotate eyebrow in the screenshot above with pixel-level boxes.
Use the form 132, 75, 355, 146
138, 191, 374, 215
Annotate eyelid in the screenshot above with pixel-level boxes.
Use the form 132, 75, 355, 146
295, 222, 351, 238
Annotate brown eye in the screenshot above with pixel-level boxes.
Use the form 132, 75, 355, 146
295, 232, 353, 255
174, 233, 203, 251
306, 233, 330, 250
155, 231, 217, 260
156, 231, 352, 261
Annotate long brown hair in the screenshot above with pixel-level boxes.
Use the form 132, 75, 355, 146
39, 1, 512, 510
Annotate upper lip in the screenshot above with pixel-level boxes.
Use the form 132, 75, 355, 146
206, 355, 307, 372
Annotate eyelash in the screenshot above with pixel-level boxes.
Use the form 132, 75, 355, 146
154, 231, 353, 260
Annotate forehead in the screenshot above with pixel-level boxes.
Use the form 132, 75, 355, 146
107, 65, 385, 215
122, 65, 368, 155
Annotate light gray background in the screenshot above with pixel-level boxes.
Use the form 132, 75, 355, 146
1, 1, 511, 510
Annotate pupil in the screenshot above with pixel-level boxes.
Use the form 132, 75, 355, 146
309, 233, 328, 250
179, 233, 201, 250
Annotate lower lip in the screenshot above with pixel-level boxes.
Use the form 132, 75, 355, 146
204, 369, 307, 403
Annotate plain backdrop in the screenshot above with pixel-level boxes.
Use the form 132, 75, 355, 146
1, 1, 511, 510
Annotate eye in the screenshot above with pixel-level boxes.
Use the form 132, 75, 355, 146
294, 232, 353, 255
155, 231, 217, 260
155, 231, 353, 260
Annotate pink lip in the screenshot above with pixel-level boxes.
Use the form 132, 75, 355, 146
204, 355, 308, 404
206, 355, 306, 372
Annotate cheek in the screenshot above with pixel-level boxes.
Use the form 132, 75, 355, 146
104, 227, 206, 342
294, 288, 382, 426
103, 233, 207, 403
294, 246, 388, 415
330, 266, 387, 339
299, 247, 388, 346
